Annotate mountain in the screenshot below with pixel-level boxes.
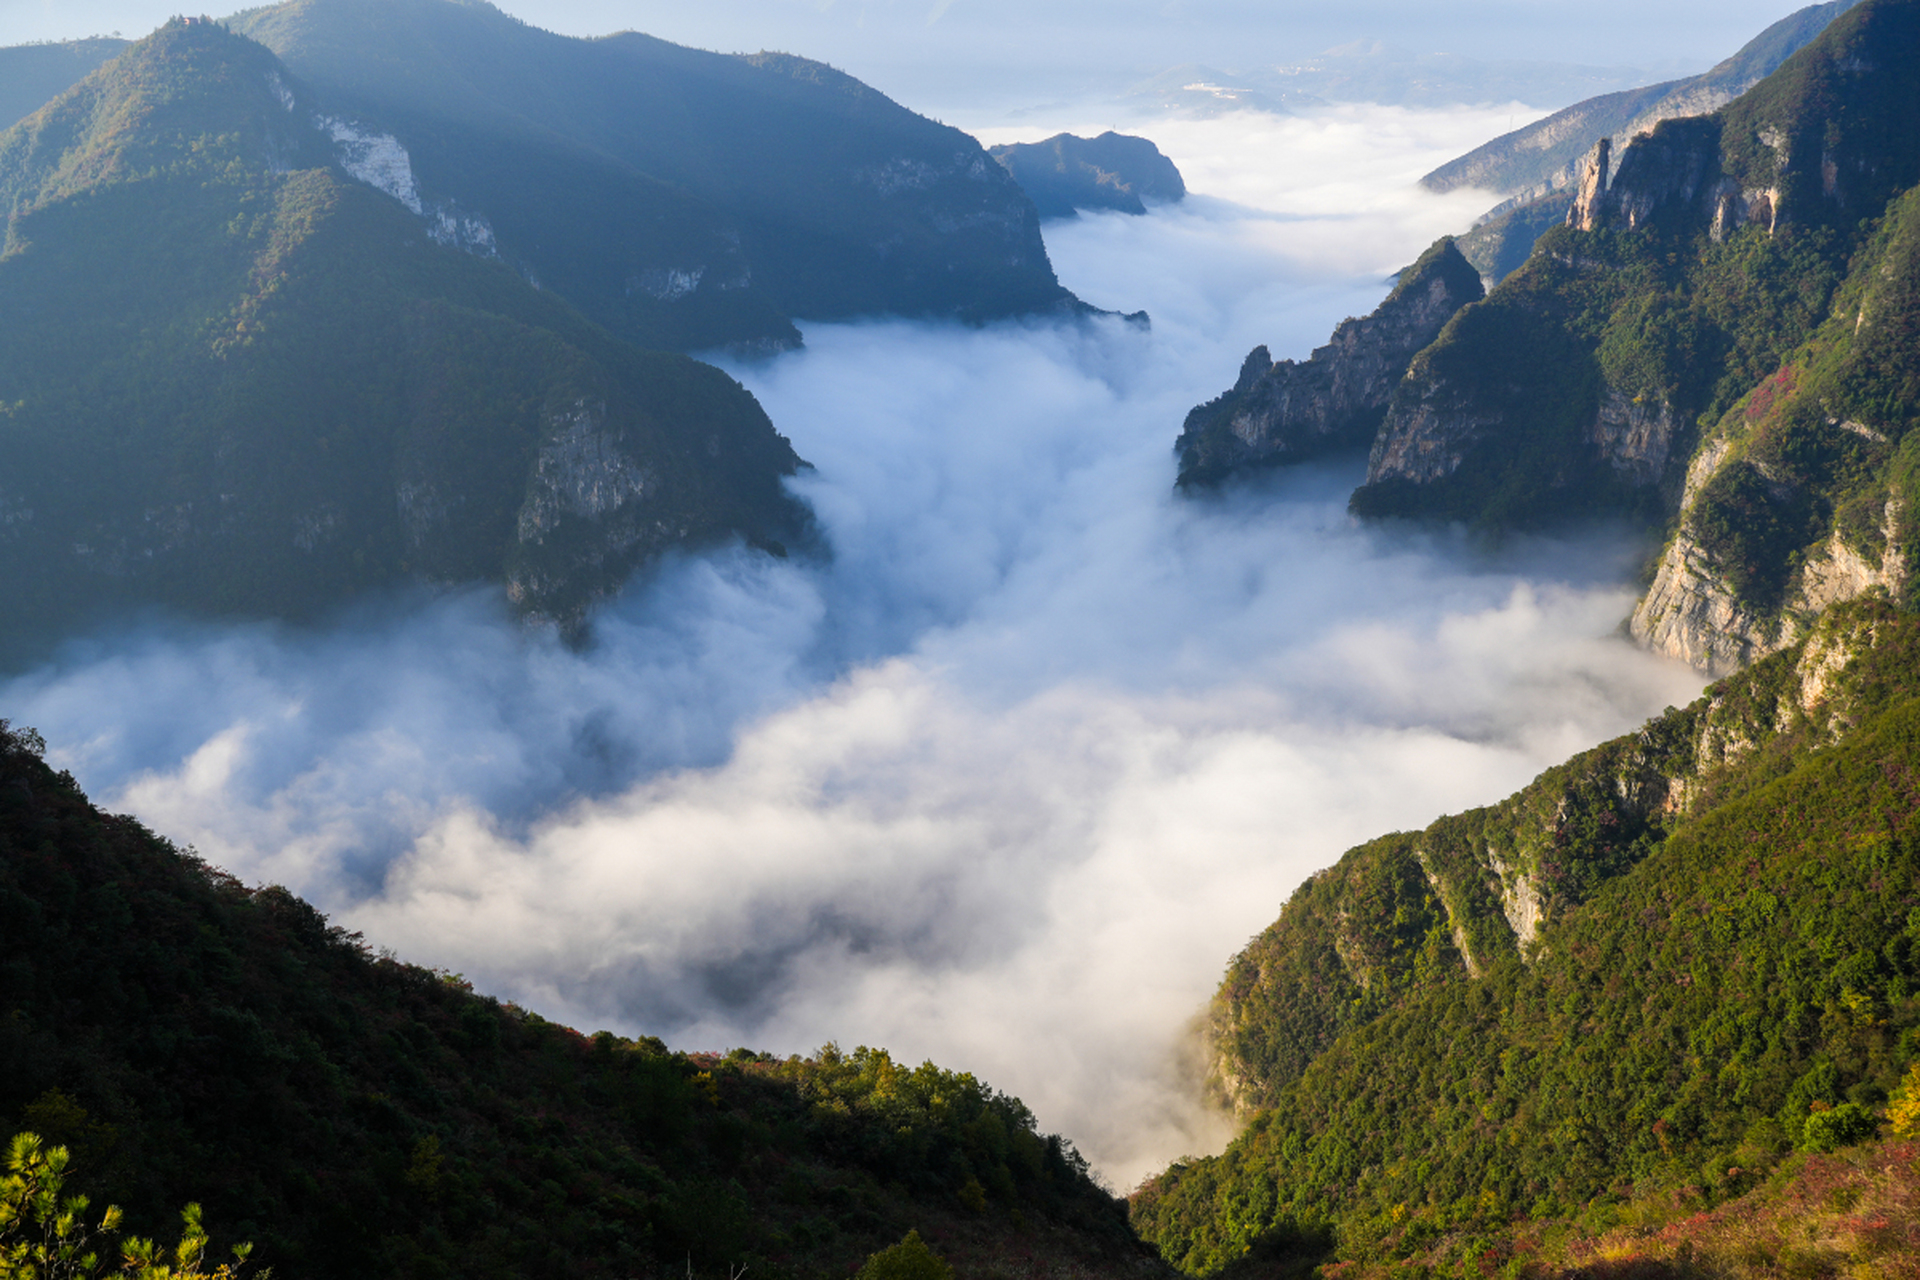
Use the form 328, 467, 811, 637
1352, 0, 1920, 658
0, 38, 127, 131
1173, 239, 1482, 488
0, 20, 809, 664
224, 0, 1083, 353
1133, 595, 1920, 1275
1433, 0, 1861, 287
0, 716, 1159, 1278
1423, 0, 1862, 206
987, 132, 1186, 220
1176, 0, 1920, 676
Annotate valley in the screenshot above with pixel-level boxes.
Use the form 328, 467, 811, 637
5, 0, 1920, 1276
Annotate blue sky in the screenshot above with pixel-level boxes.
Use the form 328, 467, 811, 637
1, 0, 1831, 101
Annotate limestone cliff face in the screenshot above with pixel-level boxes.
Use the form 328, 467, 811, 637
1205, 599, 1901, 1117
1420, 0, 1858, 202
1630, 433, 1907, 676
1174, 238, 1483, 488
1361, 340, 1683, 499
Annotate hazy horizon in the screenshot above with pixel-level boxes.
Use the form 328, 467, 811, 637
0, 0, 1834, 122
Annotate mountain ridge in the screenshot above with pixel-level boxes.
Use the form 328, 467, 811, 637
0, 19, 809, 663
1137, 594, 1920, 1274
226, 0, 1084, 350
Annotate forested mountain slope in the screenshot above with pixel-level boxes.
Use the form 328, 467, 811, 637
0, 20, 810, 664
1176, 0, 1920, 682
0, 38, 127, 131
1136, 596, 1920, 1273
1355, 0, 1920, 670
226, 0, 1081, 352
0, 714, 1157, 1279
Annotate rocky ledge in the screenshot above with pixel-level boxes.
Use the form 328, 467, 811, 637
1174, 237, 1483, 489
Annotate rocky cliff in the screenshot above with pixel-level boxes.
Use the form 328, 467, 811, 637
1427, 2, 1860, 289
1199, 604, 1904, 1115
1173, 238, 1483, 488
1351, 0, 1920, 572
987, 131, 1186, 219
1422, 0, 1859, 204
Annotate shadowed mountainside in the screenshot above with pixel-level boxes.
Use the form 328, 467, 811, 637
0, 20, 810, 663
0, 714, 1163, 1279
987, 132, 1185, 219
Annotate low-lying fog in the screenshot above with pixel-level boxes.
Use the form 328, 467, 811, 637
4, 103, 1706, 1189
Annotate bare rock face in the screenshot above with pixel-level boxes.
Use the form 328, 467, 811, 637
1363, 367, 1501, 485
1630, 436, 1908, 675
1589, 387, 1679, 485
1174, 237, 1483, 488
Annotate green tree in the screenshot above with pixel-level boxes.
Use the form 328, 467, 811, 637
853, 1230, 951, 1280
0, 1133, 262, 1280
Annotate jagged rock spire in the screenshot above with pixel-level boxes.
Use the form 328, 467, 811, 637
1567, 136, 1611, 230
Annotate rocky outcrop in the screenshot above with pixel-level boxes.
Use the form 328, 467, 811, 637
1589, 387, 1680, 485
1175, 237, 1483, 488
987, 131, 1185, 219
1631, 443, 1907, 676
1362, 362, 1501, 487
1203, 598, 1903, 1117
1422, 1, 1859, 202
1567, 116, 1726, 232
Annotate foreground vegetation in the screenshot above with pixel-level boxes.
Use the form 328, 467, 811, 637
0, 718, 1155, 1280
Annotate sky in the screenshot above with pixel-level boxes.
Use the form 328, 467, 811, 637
1, 99, 1711, 1188
1, 0, 1832, 120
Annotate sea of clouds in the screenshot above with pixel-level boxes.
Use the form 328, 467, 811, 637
2, 102, 1707, 1189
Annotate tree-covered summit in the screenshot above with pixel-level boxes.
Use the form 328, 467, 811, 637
0, 18, 808, 665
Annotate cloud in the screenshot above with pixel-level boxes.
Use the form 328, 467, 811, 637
2, 106, 1704, 1190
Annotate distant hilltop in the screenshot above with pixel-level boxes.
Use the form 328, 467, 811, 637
988, 131, 1187, 220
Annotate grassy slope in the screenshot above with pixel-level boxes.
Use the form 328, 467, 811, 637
0, 715, 1160, 1280
0, 21, 806, 662
1136, 598, 1920, 1276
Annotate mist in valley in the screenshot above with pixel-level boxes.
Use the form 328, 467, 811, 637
2, 103, 1708, 1189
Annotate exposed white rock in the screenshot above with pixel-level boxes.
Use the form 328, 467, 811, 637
1589, 387, 1676, 484
395, 481, 455, 551
1485, 847, 1543, 953
1632, 430, 1906, 676
318, 115, 422, 214
516, 400, 656, 545
428, 207, 497, 256
631, 267, 705, 302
